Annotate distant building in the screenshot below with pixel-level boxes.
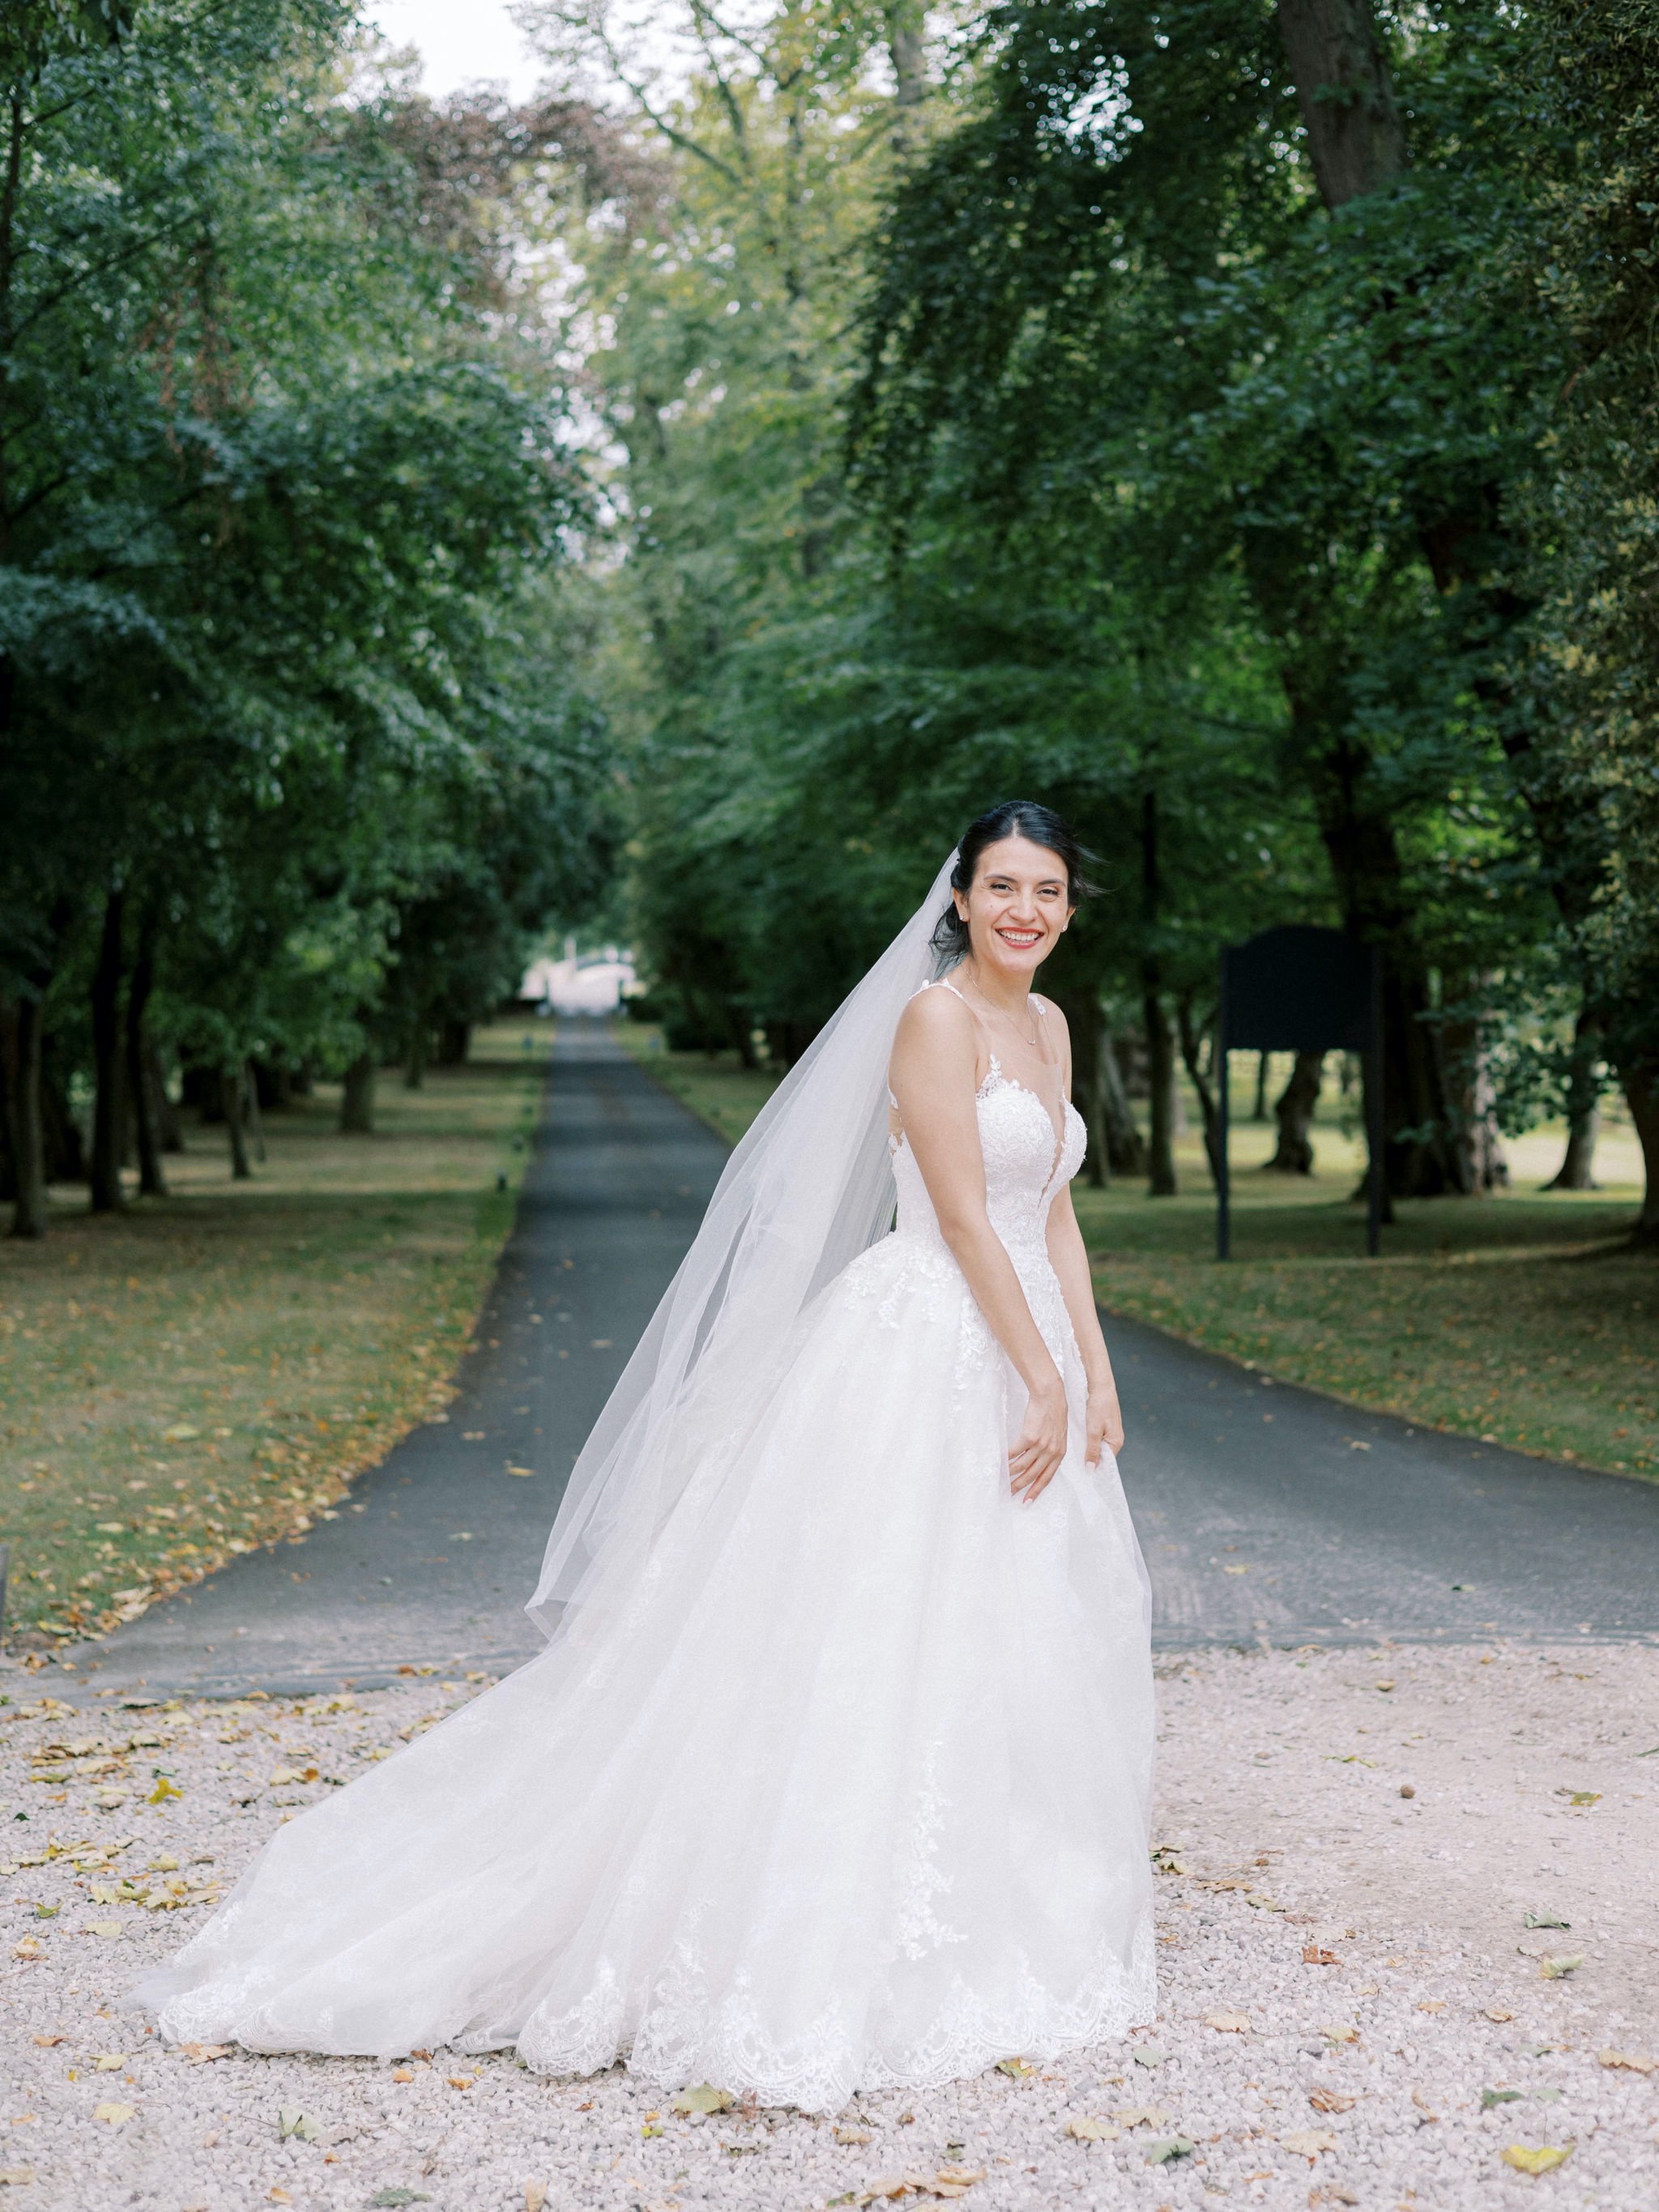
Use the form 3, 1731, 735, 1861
520, 940, 638, 1014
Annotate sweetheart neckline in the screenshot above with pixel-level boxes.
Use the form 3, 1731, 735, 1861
884, 1060, 1081, 1192
975, 1057, 1079, 1189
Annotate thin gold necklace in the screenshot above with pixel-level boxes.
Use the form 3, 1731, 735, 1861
963, 972, 1039, 1048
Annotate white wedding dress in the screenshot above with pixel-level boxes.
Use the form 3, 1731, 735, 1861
133, 1007, 1155, 2112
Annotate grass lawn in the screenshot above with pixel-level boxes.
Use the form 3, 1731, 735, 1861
0, 1020, 552, 1647
614, 1021, 1658, 1485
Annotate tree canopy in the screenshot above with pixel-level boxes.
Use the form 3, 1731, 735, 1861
5, 0, 1659, 1246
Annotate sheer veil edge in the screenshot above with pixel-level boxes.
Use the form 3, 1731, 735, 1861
526, 850, 960, 1641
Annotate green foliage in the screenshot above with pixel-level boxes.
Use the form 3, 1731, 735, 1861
0, 0, 612, 1221
554, 0, 1659, 1230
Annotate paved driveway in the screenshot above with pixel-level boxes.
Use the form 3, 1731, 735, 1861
67, 1025, 1659, 1700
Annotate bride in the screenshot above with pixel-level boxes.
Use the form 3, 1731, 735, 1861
130, 800, 1155, 2113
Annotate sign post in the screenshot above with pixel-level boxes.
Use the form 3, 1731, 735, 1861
1217, 927, 1384, 1260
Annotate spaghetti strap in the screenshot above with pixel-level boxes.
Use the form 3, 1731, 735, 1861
933, 977, 975, 1012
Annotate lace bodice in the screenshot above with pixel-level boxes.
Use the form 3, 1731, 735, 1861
892, 1057, 1086, 1264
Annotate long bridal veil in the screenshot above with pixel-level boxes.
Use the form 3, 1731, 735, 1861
527, 850, 959, 1641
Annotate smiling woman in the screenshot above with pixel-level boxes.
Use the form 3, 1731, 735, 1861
130, 814, 1158, 2112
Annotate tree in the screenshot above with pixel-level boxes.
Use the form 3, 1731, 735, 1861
0, 6, 610, 1231
853, 0, 1583, 1209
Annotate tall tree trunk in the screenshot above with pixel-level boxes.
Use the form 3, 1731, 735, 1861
148, 1039, 184, 1153
1441, 982, 1508, 1194
1267, 5, 1470, 1200
1544, 1008, 1601, 1191
1264, 1051, 1324, 1174
1252, 1050, 1270, 1121
244, 1059, 267, 1163
436, 1019, 470, 1068
1307, 705, 1463, 1194
1142, 988, 1178, 1196
403, 1022, 427, 1090
1289, 0, 1627, 1217
124, 931, 166, 1198
1098, 1029, 1149, 1179
221, 1065, 251, 1179
885, 1, 927, 154
89, 889, 126, 1213
1139, 790, 1177, 1196
1275, 0, 1406, 208
0, 998, 15, 1203
1175, 992, 1224, 1187
6, 988, 48, 1238
340, 1050, 375, 1135
1622, 1064, 1659, 1248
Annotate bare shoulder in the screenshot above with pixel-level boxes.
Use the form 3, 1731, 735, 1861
892, 982, 977, 1067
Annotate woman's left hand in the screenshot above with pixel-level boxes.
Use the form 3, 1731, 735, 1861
1085, 1383, 1124, 1466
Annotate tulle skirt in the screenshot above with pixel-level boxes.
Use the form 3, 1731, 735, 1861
130, 1225, 1156, 2112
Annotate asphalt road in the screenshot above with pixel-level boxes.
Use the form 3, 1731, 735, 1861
70, 1025, 726, 1698
66, 1022, 1659, 1701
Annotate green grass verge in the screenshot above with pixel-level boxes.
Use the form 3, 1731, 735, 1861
613, 1021, 1657, 1484
0, 1019, 552, 1646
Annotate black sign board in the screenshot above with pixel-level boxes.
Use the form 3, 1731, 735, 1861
1217, 926, 1383, 1259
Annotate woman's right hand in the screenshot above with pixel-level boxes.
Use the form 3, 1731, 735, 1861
1008, 1376, 1068, 1502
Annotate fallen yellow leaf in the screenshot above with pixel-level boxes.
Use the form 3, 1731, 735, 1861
1501, 2145, 1572, 2176
92, 2103, 135, 2125
1308, 2088, 1356, 2114
1064, 2116, 1119, 2141
1203, 2011, 1250, 2033
146, 1779, 181, 1805
91, 2056, 126, 2073
1280, 2129, 1338, 2158
391, 2067, 414, 2083
1485, 2006, 1514, 2022
1598, 2048, 1657, 2073
524, 2186, 548, 2212
834, 2125, 873, 2145
180, 2044, 231, 2065
669, 2083, 733, 2116
1539, 1954, 1583, 1980
1113, 2105, 1169, 2129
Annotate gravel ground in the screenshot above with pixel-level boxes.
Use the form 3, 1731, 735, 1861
2, 1640, 1657, 2212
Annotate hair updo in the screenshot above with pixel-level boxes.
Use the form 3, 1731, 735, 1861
931, 799, 1093, 965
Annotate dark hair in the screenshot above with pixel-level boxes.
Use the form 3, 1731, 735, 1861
932, 800, 1093, 964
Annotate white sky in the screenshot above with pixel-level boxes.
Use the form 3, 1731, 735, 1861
365, 0, 548, 100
